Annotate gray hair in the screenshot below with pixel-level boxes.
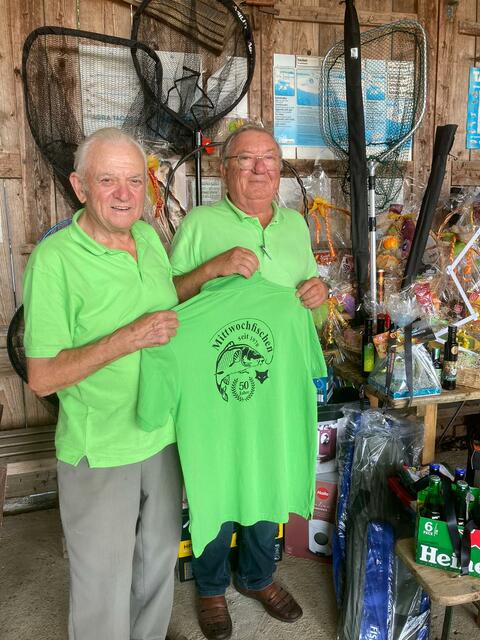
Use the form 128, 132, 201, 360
220, 124, 282, 168
74, 127, 147, 180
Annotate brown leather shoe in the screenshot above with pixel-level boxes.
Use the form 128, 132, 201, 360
197, 595, 233, 640
235, 582, 303, 623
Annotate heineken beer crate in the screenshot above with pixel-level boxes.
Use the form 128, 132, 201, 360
415, 486, 480, 577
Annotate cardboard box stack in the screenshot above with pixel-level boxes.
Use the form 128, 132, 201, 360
285, 405, 345, 563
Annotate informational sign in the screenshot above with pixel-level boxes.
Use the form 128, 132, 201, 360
466, 67, 480, 149
273, 53, 414, 160
188, 177, 223, 209
273, 54, 327, 159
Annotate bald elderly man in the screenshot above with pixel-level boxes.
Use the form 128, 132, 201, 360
23, 127, 181, 640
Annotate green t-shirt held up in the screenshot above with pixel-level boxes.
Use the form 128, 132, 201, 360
170, 196, 319, 288
23, 209, 178, 468
137, 274, 327, 556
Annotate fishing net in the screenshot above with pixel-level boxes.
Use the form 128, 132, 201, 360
131, 0, 255, 155
22, 26, 163, 209
322, 19, 427, 212
7, 219, 73, 411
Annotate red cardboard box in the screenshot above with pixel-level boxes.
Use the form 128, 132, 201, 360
284, 472, 338, 563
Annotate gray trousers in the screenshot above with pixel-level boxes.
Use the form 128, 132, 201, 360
57, 444, 182, 640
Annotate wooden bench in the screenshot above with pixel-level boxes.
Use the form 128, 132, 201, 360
396, 538, 480, 640
0, 426, 57, 514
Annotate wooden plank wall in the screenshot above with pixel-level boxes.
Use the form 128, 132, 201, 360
0, 0, 478, 429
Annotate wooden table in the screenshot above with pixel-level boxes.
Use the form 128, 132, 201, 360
334, 362, 480, 464
396, 538, 480, 639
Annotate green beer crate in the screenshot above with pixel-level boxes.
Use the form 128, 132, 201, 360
415, 486, 480, 577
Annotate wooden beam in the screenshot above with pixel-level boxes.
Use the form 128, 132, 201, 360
275, 8, 417, 27
0, 153, 21, 179
198, 157, 413, 179
0, 425, 56, 463
451, 161, 480, 186
458, 21, 480, 37
244, 1, 275, 6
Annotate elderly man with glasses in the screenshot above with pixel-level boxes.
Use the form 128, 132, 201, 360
169, 124, 328, 640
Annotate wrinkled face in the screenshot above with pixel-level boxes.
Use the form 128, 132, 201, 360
70, 140, 146, 235
222, 130, 281, 209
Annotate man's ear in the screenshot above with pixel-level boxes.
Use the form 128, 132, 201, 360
69, 172, 87, 204
220, 163, 226, 180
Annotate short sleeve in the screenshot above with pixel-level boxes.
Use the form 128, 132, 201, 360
300, 216, 319, 280
137, 345, 179, 431
23, 260, 74, 358
138, 221, 173, 273
305, 249, 319, 280
169, 217, 197, 276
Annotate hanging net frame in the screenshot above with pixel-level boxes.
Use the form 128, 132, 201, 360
22, 26, 163, 209
321, 19, 427, 212
7, 218, 73, 412
131, 0, 255, 154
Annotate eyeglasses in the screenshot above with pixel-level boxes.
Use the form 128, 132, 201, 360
225, 153, 282, 171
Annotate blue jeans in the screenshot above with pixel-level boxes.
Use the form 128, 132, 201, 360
192, 521, 278, 597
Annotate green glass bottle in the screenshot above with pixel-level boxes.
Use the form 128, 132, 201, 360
471, 492, 480, 527
455, 479, 469, 528
420, 475, 444, 521
362, 318, 375, 374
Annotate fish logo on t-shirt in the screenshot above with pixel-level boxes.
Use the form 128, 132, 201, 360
215, 343, 265, 401
210, 318, 275, 402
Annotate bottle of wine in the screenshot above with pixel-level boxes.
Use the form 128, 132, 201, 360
430, 346, 442, 384
362, 318, 375, 375
442, 325, 458, 390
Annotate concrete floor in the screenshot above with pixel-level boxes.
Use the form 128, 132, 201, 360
0, 508, 479, 639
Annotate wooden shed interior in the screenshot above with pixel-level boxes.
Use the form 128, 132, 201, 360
0, 0, 479, 436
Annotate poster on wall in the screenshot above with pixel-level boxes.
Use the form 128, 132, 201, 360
466, 67, 480, 149
273, 53, 413, 161
273, 54, 329, 159
79, 45, 142, 134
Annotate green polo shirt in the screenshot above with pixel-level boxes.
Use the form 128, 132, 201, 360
170, 196, 318, 287
23, 209, 178, 468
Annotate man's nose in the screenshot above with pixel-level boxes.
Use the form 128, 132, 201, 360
253, 157, 268, 173
113, 181, 130, 199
